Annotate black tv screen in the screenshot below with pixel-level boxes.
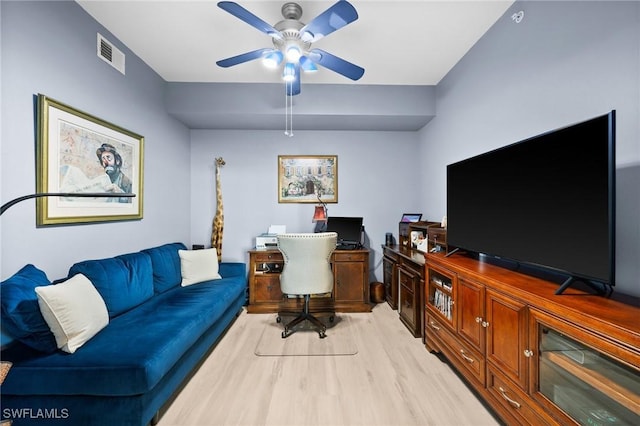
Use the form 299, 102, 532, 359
447, 111, 615, 292
326, 216, 363, 246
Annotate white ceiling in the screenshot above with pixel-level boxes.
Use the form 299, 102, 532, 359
76, 0, 515, 86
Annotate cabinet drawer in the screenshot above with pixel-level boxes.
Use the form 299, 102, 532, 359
254, 251, 283, 263
400, 258, 422, 276
333, 251, 367, 262
487, 367, 551, 426
383, 248, 399, 262
426, 312, 485, 386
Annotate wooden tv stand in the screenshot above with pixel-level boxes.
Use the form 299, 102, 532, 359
424, 252, 639, 425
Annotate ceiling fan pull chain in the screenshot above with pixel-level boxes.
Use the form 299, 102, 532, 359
284, 82, 289, 136
288, 84, 293, 137
285, 81, 293, 137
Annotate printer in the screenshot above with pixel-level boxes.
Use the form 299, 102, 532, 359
255, 233, 278, 249
255, 225, 286, 249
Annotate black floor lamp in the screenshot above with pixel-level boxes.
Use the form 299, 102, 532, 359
1, 193, 135, 216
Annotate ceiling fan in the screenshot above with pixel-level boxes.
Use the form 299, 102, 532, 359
216, 1, 365, 96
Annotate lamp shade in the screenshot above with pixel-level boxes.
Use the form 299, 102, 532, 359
312, 205, 327, 222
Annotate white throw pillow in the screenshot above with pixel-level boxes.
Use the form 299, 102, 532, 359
35, 274, 109, 354
178, 248, 222, 287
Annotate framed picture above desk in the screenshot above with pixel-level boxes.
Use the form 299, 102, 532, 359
247, 248, 371, 313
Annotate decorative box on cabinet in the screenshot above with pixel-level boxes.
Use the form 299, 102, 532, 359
247, 249, 371, 314
424, 252, 639, 426
398, 221, 438, 250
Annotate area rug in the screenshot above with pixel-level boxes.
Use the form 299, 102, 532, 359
254, 315, 358, 357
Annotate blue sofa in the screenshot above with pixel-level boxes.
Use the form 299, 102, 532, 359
0, 243, 247, 425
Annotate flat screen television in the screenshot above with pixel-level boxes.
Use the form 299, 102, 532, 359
326, 216, 363, 248
447, 111, 615, 295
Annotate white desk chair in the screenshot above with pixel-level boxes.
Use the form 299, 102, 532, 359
276, 232, 337, 338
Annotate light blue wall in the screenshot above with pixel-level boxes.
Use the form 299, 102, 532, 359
0, 1, 191, 281
189, 129, 422, 282
418, 0, 640, 297
2, 0, 637, 300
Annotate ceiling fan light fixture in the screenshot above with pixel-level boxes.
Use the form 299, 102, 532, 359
300, 31, 313, 43
299, 56, 317, 73
285, 44, 301, 63
217, 0, 364, 96
282, 62, 296, 82
262, 50, 283, 68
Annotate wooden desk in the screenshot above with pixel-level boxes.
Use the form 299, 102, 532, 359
247, 248, 372, 313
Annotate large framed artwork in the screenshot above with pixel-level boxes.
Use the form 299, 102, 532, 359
36, 94, 144, 226
278, 155, 337, 203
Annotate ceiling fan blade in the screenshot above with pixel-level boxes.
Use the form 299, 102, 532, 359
216, 48, 273, 68
308, 49, 364, 81
300, 0, 358, 43
217, 1, 282, 40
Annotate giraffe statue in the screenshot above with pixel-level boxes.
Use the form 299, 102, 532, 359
211, 157, 225, 263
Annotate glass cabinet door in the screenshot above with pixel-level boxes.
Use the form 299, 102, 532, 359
426, 265, 456, 329
532, 309, 640, 425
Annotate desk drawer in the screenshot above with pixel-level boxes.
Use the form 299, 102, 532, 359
254, 251, 283, 263
333, 251, 367, 262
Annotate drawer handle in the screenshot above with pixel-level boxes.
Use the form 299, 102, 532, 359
498, 387, 521, 409
460, 350, 474, 363
429, 321, 441, 331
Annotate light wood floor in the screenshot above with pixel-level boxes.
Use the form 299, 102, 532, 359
157, 303, 500, 426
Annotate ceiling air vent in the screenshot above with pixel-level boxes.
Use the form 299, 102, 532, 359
97, 33, 125, 75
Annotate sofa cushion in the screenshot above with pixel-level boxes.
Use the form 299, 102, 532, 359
0, 264, 58, 353
68, 252, 154, 318
1, 274, 246, 396
35, 274, 109, 353
141, 242, 187, 294
178, 248, 221, 286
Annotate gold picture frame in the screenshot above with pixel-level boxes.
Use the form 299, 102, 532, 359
36, 94, 144, 225
278, 155, 337, 203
